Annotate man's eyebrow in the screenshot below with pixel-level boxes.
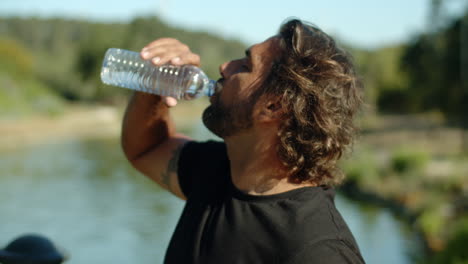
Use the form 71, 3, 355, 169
245, 49, 251, 58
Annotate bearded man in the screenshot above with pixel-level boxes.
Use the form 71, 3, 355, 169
121, 19, 365, 264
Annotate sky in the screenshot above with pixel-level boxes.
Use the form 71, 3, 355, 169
1, 0, 467, 49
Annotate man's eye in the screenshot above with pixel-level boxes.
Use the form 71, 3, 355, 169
241, 64, 249, 70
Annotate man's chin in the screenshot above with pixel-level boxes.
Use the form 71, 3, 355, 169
202, 106, 224, 138
202, 102, 251, 139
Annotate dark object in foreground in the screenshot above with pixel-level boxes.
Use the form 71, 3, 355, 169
0, 234, 67, 264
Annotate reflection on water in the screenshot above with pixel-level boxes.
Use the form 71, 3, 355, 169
0, 135, 421, 263
335, 195, 421, 264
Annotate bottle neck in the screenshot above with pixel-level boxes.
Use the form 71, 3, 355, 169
204, 80, 217, 97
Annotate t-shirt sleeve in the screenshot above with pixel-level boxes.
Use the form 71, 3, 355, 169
287, 239, 366, 264
177, 140, 230, 198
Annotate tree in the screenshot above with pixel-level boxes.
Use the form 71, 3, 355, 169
401, 10, 468, 151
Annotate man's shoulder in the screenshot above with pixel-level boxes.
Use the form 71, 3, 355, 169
182, 140, 226, 155
179, 140, 227, 164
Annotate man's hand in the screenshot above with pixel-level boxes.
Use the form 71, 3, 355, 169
140, 38, 201, 107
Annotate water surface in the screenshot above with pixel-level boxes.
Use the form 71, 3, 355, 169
0, 135, 421, 263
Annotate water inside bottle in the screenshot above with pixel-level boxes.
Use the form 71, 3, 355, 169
101, 48, 217, 99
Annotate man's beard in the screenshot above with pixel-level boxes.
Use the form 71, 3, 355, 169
202, 94, 254, 138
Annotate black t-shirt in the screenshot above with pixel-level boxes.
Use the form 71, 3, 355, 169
164, 141, 365, 264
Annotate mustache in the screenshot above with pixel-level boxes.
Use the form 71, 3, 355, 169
214, 78, 225, 94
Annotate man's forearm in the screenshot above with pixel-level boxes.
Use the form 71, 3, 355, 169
121, 92, 176, 161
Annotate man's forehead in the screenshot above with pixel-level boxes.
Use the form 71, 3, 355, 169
249, 36, 281, 62
251, 36, 280, 51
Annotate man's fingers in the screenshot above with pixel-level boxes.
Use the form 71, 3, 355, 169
142, 38, 182, 51
165, 97, 178, 107
141, 45, 183, 61
140, 38, 200, 66
141, 42, 188, 60
184, 53, 201, 66
170, 57, 183, 65
151, 51, 198, 66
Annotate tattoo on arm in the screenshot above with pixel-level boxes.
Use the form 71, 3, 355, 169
161, 145, 184, 191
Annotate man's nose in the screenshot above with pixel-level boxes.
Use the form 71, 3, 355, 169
219, 61, 229, 78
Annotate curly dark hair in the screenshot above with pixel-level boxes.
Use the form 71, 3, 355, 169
263, 19, 363, 186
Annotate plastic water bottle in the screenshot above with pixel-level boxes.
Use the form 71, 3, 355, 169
100, 48, 216, 100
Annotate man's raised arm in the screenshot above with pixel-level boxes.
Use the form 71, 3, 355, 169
121, 38, 201, 199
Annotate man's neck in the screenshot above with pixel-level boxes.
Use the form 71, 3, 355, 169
224, 126, 316, 196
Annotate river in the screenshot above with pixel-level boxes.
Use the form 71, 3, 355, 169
0, 124, 423, 263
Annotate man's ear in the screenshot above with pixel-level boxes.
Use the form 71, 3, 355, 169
257, 99, 284, 123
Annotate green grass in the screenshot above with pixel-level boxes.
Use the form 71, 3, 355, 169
0, 73, 64, 119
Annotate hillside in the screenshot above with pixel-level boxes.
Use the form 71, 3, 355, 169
0, 16, 246, 117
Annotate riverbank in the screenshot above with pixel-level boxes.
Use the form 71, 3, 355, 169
0, 100, 208, 151
340, 116, 468, 263
0, 105, 121, 151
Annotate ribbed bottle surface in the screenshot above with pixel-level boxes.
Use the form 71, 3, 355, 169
100, 48, 214, 100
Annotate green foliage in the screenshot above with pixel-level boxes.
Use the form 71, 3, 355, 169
0, 73, 64, 118
350, 44, 410, 114
391, 148, 429, 175
418, 205, 446, 239
401, 12, 468, 121
341, 147, 380, 185
425, 216, 468, 264
0, 16, 246, 107
0, 37, 64, 118
349, 10, 467, 119
0, 38, 33, 76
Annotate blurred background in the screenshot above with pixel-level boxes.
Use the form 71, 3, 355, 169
0, 0, 467, 263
